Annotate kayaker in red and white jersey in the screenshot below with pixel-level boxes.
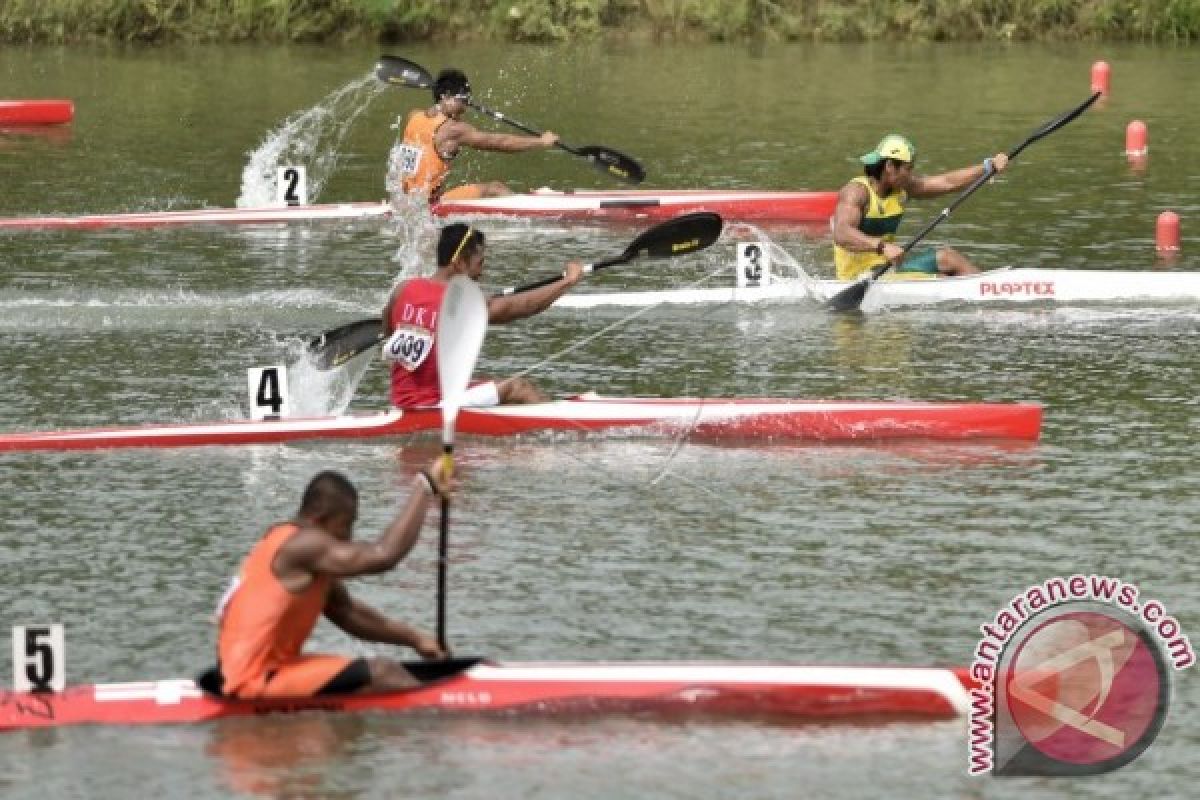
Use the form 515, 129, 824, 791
832, 134, 1009, 281
382, 223, 583, 408
213, 463, 451, 698
388, 68, 559, 202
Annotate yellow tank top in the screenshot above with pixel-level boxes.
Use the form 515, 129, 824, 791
397, 109, 452, 198
217, 523, 330, 697
833, 177, 907, 281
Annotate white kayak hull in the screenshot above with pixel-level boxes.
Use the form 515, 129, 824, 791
556, 268, 1200, 309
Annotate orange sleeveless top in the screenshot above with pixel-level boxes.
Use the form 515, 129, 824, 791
217, 523, 331, 696
399, 109, 452, 197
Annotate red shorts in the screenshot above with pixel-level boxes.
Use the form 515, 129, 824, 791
235, 654, 362, 699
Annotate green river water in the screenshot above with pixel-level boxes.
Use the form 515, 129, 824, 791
0, 41, 1197, 799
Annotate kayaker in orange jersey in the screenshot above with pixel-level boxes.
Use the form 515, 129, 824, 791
388, 68, 559, 202
832, 134, 1009, 281
213, 463, 451, 698
382, 222, 583, 408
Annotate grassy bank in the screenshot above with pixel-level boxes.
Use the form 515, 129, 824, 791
3, 0, 1198, 44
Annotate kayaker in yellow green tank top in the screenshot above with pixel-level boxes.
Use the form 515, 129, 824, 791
832, 134, 1008, 281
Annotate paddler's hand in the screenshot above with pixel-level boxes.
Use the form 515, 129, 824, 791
985, 153, 1009, 175
880, 241, 906, 266
423, 456, 456, 498
412, 632, 448, 660
562, 261, 585, 287
539, 131, 560, 148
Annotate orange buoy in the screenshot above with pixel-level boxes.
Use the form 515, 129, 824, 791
1125, 120, 1148, 156
1156, 211, 1180, 254
1090, 61, 1110, 94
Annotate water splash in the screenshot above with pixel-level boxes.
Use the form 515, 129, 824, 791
287, 345, 375, 416
238, 74, 384, 208
725, 222, 821, 293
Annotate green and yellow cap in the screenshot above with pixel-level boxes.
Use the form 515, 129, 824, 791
859, 134, 916, 166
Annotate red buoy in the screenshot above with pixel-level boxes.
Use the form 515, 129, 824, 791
0, 99, 74, 125
1156, 211, 1180, 254
1090, 61, 1111, 95
1125, 120, 1148, 156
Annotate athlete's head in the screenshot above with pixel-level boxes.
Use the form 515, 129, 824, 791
433, 69, 471, 104
300, 471, 359, 537
861, 133, 916, 180
437, 223, 486, 269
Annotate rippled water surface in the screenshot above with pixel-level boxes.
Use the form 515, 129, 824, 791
1, 42, 1197, 799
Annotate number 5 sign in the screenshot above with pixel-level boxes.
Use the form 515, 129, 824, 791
12, 625, 65, 692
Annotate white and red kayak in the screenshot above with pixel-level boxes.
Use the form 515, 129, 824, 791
0, 394, 1042, 452
0, 190, 835, 231
0, 661, 973, 730
0, 201, 392, 232
432, 188, 838, 223
0, 99, 74, 125
559, 267, 1200, 310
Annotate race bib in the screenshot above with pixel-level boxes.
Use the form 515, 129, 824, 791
213, 575, 241, 624
391, 144, 423, 177
382, 325, 434, 371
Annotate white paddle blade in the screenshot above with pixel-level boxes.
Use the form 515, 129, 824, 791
437, 276, 489, 444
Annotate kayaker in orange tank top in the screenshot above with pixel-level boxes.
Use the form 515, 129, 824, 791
213, 463, 451, 698
832, 134, 1010, 280
382, 223, 584, 408
388, 68, 559, 202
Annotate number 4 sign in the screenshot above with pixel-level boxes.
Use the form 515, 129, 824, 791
12, 625, 65, 692
247, 365, 291, 421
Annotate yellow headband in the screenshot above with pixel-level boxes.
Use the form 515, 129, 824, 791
450, 226, 475, 264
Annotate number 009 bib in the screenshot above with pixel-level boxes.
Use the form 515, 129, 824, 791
382, 325, 434, 371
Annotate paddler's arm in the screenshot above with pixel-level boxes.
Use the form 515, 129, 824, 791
832, 183, 902, 262
281, 459, 452, 578
443, 119, 558, 153
908, 152, 1009, 197
324, 581, 445, 658
486, 261, 584, 323
381, 285, 402, 336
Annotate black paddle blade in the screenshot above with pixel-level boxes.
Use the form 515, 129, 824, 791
629, 211, 723, 259
575, 145, 646, 184
375, 55, 432, 89
1011, 91, 1103, 159
401, 657, 484, 684
308, 318, 384, 370
826, 278, 872, 313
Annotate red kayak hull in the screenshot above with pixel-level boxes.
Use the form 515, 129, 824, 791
0, 202, 391, 231
0, 395, 1042, 452
0, 99, 74, 125
431, 189, 838, 224
0, 663, 974, 730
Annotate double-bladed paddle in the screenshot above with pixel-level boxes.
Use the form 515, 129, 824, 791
826, 91, 1102, 313
375, 54, 645, 185
307, 211, 724, 370
433, 275, 488, 652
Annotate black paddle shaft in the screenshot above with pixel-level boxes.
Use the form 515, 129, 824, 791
495, 211, 724, 295
468, 100, 645, 184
